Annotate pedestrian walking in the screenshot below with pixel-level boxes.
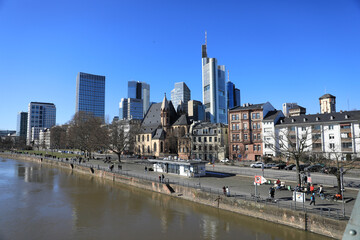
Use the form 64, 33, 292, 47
269, 187, 275, 199
145, 166, 147, 172
162, 174, 165, 183
310, 184, 315, 195
310, 193, 316, 205
226, 186, 230, 197
159, 175, 161, 183
222, 186, 226, 196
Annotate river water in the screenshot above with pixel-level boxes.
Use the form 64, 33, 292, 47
0, 158, 330, 240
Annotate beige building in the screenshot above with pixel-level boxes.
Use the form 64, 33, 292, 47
319, 93, 336, 114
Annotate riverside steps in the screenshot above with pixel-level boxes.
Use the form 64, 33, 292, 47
0, 152, 352, 239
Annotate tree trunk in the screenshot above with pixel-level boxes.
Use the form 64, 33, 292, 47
117, 153, 121, 163
336, 172, 342, 194
295, 158, 301, 187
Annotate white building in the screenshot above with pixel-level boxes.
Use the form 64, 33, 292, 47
262, 110, 284, 157
275, 111, 360, 160
27, 102, 56, 145
148, 159, 207, 177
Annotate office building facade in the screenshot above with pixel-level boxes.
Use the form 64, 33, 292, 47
227, 81, 240, 109
119, 98, 128, 120
27, 102, 56, 145
17, 112, 28, 139
171, 82, 191, 114
128, 81, 150, 117
202, 42, 227, 124
76, 72, 105, 120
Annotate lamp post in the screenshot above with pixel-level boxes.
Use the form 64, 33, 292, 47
341, 167, 345, 217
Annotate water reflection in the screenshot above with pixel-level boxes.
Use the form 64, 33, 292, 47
0, 158, 331, 240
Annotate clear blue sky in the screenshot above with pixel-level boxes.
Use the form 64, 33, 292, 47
1, 0, 360, 130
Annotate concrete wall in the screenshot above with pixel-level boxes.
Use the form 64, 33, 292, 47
1, 153, 347, 239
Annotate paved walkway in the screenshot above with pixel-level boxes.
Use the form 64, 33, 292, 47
85, 157, 357, 218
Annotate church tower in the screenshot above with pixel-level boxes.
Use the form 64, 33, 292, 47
161, 94, 170, 129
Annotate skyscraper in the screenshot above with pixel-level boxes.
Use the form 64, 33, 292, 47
128, 81, 150, 116
171, 82, 191, 114
119, 98, 128, 120
202, 36, 227, 123
27, 102, 56, 145
17, 112, 28, 139
75, 72, 105, 120
227, 80, 241, 109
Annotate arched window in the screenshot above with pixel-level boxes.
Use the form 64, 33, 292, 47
154, 142, 157, 152
147, 146, 150, 153
160, 142, 164, 153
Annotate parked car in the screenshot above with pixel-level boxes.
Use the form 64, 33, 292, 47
272, 163, 287, 170
304, 164, 324, 172
320, 166, 338, 174
292, 164, 310, 171
220, 159, 229, 163
250, 162, 264, 168
284, 164, 296, 170
264, 163, 277, 169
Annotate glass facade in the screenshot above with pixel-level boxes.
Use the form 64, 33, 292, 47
17, 112, 28, 138
127, 98, 143, 120
171, 82, 191, 113
202, 45, 227, 124
227, 81, 241, 109
76, 72, 105, 120
119, 98, 128, 120
27, 102, 56, 145
127, 81, 150, 117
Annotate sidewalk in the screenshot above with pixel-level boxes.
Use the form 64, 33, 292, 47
87, 158, 357, 218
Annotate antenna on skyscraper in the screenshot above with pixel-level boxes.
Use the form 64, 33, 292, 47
205, 31, 207, 45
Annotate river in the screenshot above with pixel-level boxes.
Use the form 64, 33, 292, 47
0, 158, 330, 240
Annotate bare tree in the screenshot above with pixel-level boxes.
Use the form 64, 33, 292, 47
265, 127, 313, 186
67, 112, 108, 158
50, 125, 68, 151
107, 119, 140, 162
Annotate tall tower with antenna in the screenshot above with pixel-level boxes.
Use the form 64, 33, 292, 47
201, 32, 227, 123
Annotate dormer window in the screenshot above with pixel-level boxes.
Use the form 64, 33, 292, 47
345, 115, 349, 119
330, 116, 334, 120
291, 119, 295, 123
316, 117, 320, 121
303, 118, 307, 122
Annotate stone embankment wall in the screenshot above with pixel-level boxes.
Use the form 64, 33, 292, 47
1, 154, 347, 239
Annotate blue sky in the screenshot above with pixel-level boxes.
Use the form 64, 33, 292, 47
1, 0, 360, 130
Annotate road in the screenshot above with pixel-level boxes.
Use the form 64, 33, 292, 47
207, 164, 360, 189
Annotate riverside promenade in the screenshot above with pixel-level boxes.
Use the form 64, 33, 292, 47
1, 152, 356, 239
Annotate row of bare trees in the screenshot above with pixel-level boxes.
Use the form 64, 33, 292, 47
1, 112, 140, 163
265, 128, 359, 194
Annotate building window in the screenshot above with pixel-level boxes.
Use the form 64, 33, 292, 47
257, 133, 261, 139
257, 123, 261, 129
313, 125, 321, 130
232, 124, 235, 130
243, 114, 247, 119
329, 134, 335, 140
204, 137, 207, 142
198, 137, 201, 142
253, 123, 256, 129
329, 125, 334, 130
245, 145, 248, 151
209, 137, 212, 142
252, 113, 256, 119
236, 134, 240, 141
256, 113, 260, 119
199, 146, 202, 150
329, 143, 335, 149
209, 145, 212, 151
232, 145, 236, 151
253, 145, 256, 151
236, 114, 239, 120
290, 126, 296, 131
214, 137, 217, 142
257, 145, 261, 151
193, 137, 196, 142
243, 123, 247, 130
244, 134, 248, 140
302, 127, 306, 131
236, 124, 240, 130
232, 134, 236, 141
342, 142, 352, 149
253, 134, 257, 140
142, 135, 144, 142
147, 135, 149, 141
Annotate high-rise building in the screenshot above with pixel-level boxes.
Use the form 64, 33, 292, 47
17, 112, 28, 139
76, 72, 105, 120
119, 98, 128, 120
127, 98, 143, 120
27, 102, 56, 145
171, 82, 191, 114
319, 93, 336, 114
188, 100, 205, 121
227, 81, 241, 109
128, 81, 150, 117
202, 37, 227, 123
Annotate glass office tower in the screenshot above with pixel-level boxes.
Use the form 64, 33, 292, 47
76, 72, 105, 120
127, 81, 150, 117
171, 82, 191, 114
17, 112, 28, 138
27, 102, 56, 145
227, 81, 241, 109
202, 43, 227, 123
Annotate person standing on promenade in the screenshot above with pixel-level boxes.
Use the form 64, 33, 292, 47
223, 186, 226, 196
226, 186, 230, 197
159, 175, 161, 183
162, 174, 165, 183
310, 193, 316, 206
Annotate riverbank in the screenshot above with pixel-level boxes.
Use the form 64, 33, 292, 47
0, 153, 347, 239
